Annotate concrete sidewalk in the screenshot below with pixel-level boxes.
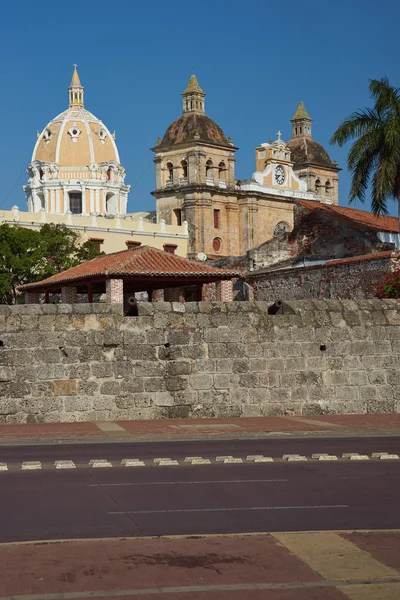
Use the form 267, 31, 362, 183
1, 531, 400, 599
1, 414, 400, 445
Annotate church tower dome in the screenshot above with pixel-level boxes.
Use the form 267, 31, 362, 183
286, 101, 340, 204
25, 66, 130, 216
157, 75, 231, 150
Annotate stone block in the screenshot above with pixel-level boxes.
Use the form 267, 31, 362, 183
166, 376, 188, 391
189, 374, 213, 390
249, 359, 267, 373
133, 393, 153, 408
242, 404, 262, 417
53, 379, 77, 396
239, 373, 259, 388
181, 345, 207, 359
122, 331, 147, 346
194, 359, 216, 373
213, 373, 239, 389
323, 371, 349, 386
100, 380, 121, 395
0, 400, 19, 415
368, 370, 387, 385
167, 361, 191, 376
248, 388, 271, 403
216, 359, 233, 373
91, 362, 113, 378
348, 371, 369, 386
168, 405, 191, 418
270, 388, 291, 402
144, 377, 166, 392
121, 378, 145, 393
136, 303, 155, 316
155, 392, 174, 406
113, 362, 133, 378
37, 364, 66, 380
0, 367, 14, 382
64, 397, 93, 411
125, 345, 157, 361
334, 386, 359, 401
262, 403, 284, 416
135, 361, 165, 377
232, 359, 249, 373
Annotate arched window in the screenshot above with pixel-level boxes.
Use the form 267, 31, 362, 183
166, 162, 174, 182
181, 160, 188, 180
218, 161, 226, 181
206, 160, 213, 180
212, 237, 222, 252
69, 192, 82, 214
274, 222, 291, 237
325, 180, 331, 194
106, 192, 117, 214
315, 178, 321, 194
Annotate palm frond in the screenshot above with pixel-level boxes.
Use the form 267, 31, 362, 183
348, 151, 378, 204
330, 109, 380, 147
369, 77, 400, 117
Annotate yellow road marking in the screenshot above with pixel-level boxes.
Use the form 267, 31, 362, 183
273, 531, 398, 581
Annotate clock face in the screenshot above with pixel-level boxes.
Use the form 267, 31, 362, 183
275, 165, 285, 185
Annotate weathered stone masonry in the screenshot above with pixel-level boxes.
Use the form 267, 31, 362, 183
0, 300, 400, 423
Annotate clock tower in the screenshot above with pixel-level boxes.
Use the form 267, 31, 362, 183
253, 131, 304, 192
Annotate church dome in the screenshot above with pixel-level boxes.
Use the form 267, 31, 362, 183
159, 112, 230, 149
32, 67, 119, 167
286, 136, 334, 168
157, 75, 231, 150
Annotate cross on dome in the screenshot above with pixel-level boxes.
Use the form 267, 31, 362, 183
276, 130, 282, 141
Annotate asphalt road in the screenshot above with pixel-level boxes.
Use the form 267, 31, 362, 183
2, 458, 400, 543
1, 435, 400, 463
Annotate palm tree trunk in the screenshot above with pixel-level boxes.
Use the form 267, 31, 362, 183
398, 195, 400, 243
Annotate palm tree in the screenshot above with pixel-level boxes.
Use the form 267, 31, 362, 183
331, 77, 400, 230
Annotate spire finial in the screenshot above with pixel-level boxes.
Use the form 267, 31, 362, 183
181, 74, 206, 114
69, 65, 84, 108
290, 101, 312, 139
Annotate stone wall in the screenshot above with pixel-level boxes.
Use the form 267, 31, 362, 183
250, 254, 394, 302
1, 299, 400, 423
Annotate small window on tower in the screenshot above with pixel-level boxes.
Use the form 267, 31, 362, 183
181, 160, 188, 179
214, 209, 220, 229
173, 208, 182, 226
166, 162, 174, 183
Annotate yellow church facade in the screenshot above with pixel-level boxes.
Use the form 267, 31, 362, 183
152, 76, 341, 259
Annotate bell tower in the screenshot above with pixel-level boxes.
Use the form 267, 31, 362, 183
182, 74, 206, 114
291, 101, 312, 138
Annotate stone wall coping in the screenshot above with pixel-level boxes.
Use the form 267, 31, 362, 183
248, 253, 394, 279
0, 298, 399, 318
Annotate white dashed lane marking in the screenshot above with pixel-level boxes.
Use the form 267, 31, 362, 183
0, 452, 399, 472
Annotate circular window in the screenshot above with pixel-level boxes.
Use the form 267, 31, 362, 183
72, 129, 78, 135
213, 237, 222, 252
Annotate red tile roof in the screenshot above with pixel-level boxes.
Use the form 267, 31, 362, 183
297, 200, 399, 233
21, 246, 240, 290
325, 251, 395, 267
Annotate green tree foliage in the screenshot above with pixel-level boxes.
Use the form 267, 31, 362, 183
0, 223, 103, 303
331, 77, 400, 226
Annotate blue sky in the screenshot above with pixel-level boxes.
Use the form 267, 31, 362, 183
0, 0, 399, 215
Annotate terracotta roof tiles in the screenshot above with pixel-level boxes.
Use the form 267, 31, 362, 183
297, 200, 399, 233
21, 246, 240, 291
